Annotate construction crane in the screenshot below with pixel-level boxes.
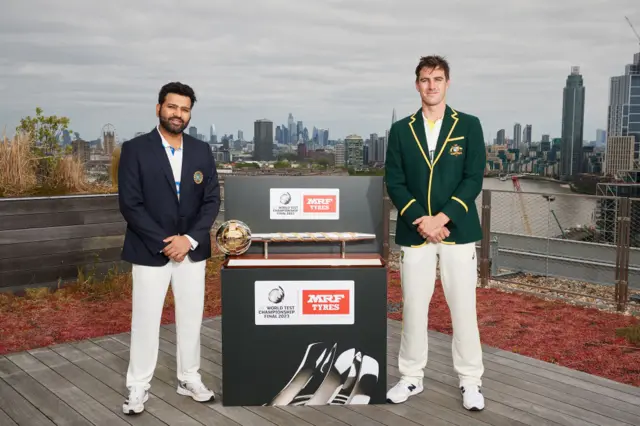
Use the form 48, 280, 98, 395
626, 16, 640, 46
511, 175, 533, 235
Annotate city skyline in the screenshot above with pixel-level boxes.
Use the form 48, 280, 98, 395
1, 1, 638, 143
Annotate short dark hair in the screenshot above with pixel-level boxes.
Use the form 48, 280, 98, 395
158, 82, 197, 108
415, 55, 450, 81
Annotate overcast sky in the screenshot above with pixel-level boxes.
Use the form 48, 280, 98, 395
1, 0, 639, 144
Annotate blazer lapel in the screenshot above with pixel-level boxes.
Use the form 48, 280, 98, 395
149, 127, 178, 199
178, 137, 194, 204
408, 108, 431, 169
432, 105, 460, 167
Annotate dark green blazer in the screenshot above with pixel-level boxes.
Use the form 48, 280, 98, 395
385, 105, 486, 247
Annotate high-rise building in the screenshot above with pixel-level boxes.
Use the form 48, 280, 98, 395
607, 51, 640, 164
335, 142, 345, 167
604, 136, 635, 177
523, 124, 532, 145
496, 129, 505, 145
560, 66, 586, 180
513, 123, 522, 149
345, 134, 364, 169
253, 119, 273, 161
287, 113, 295, 145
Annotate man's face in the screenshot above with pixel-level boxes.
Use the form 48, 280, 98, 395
156, 93, 192, 134
415, 67, 449, 107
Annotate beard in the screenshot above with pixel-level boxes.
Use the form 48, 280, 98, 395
159, 112, 189, 135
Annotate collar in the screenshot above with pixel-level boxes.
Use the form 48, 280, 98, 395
157, 125, 183, 151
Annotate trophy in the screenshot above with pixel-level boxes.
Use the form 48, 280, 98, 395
215, 220, 375, 259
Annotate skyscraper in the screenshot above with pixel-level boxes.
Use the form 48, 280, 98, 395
561, 66, 586, 180
254, 119, 274, 161
523, 125, 532, 146
513, 123, 522, 149
607, 51, 640, 165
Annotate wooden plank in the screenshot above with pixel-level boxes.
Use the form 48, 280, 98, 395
0, 209, 123, 231
28, 347, 168, 426
6, 351, 129, 426
63, 341, 207, 426
386, 335, 600, 426
386, 328, 640, 418
0, 259, 128, 290
0, 357, 90, 425
386, 320, 640, 401
0, 407, 18, 426
492, 349, 640, 398
85, 338, 277, 426
48, 343, 170, 426
423, 355, 632, 426
0, 247, 123, 273
0, 235, 124, 260
0, 377, 55, 426
0, 222, 126, 245
0, 195, 118, 216
378, 397, 491, 426
279, 406, 350, 426
346, 404, 446, 426
423, 343, 640, 422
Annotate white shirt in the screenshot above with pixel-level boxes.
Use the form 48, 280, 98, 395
422, 112, 443, 162
157, 126, 198, 250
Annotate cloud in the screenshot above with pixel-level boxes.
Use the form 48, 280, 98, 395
0, 0, 638, 142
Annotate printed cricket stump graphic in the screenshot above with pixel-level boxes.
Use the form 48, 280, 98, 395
265, 341, 380, 406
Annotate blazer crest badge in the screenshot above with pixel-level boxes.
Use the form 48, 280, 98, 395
449, 144, 463, 156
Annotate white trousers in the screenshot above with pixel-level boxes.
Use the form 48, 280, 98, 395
126, 256, 206, 390
397, 242, 484, 387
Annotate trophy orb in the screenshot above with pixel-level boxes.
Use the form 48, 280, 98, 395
215, 220, 252, 256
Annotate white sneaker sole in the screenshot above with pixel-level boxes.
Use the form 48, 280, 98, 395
463, 401, 485, 411
177, 386, 215, 402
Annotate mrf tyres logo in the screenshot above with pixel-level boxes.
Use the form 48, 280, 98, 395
302, 289, 349, 315
303, 195, 336, 213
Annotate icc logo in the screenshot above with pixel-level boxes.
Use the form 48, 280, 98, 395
268, 286, 285, 304
279, 192, 291, 205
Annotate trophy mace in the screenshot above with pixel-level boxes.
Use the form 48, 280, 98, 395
215, 220, 375, 259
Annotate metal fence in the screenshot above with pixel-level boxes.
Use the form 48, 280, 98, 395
387, 189, 640, 312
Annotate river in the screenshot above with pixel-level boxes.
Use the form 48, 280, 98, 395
389, 177, 600, 239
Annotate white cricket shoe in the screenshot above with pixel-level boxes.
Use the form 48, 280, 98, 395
461, 385, 485, 411
177, 380, 215, 402
123, 386, 148, 415
386, 379, 423, 403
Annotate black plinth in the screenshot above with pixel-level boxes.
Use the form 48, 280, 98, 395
220, 255, 388, 407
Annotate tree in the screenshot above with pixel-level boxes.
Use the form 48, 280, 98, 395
16, 107, 72, 156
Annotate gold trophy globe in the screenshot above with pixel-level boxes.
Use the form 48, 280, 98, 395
214, 220, 376, 259
215, 220, 252, 256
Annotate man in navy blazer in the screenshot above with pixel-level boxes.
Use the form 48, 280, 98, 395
118, 82, 221, 414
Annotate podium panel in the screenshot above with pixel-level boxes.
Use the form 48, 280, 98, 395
221, 256, 387, 406
218, 176, 388, 407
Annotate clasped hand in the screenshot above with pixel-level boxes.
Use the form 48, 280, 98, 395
412, 215, 450, 243
162, 235, 191, 262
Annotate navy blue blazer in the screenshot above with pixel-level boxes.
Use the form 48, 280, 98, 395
118, 128, 221, 266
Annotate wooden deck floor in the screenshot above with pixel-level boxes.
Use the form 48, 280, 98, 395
0, 317, 638, 426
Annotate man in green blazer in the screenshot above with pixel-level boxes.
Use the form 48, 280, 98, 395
385, 55, 486, 411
